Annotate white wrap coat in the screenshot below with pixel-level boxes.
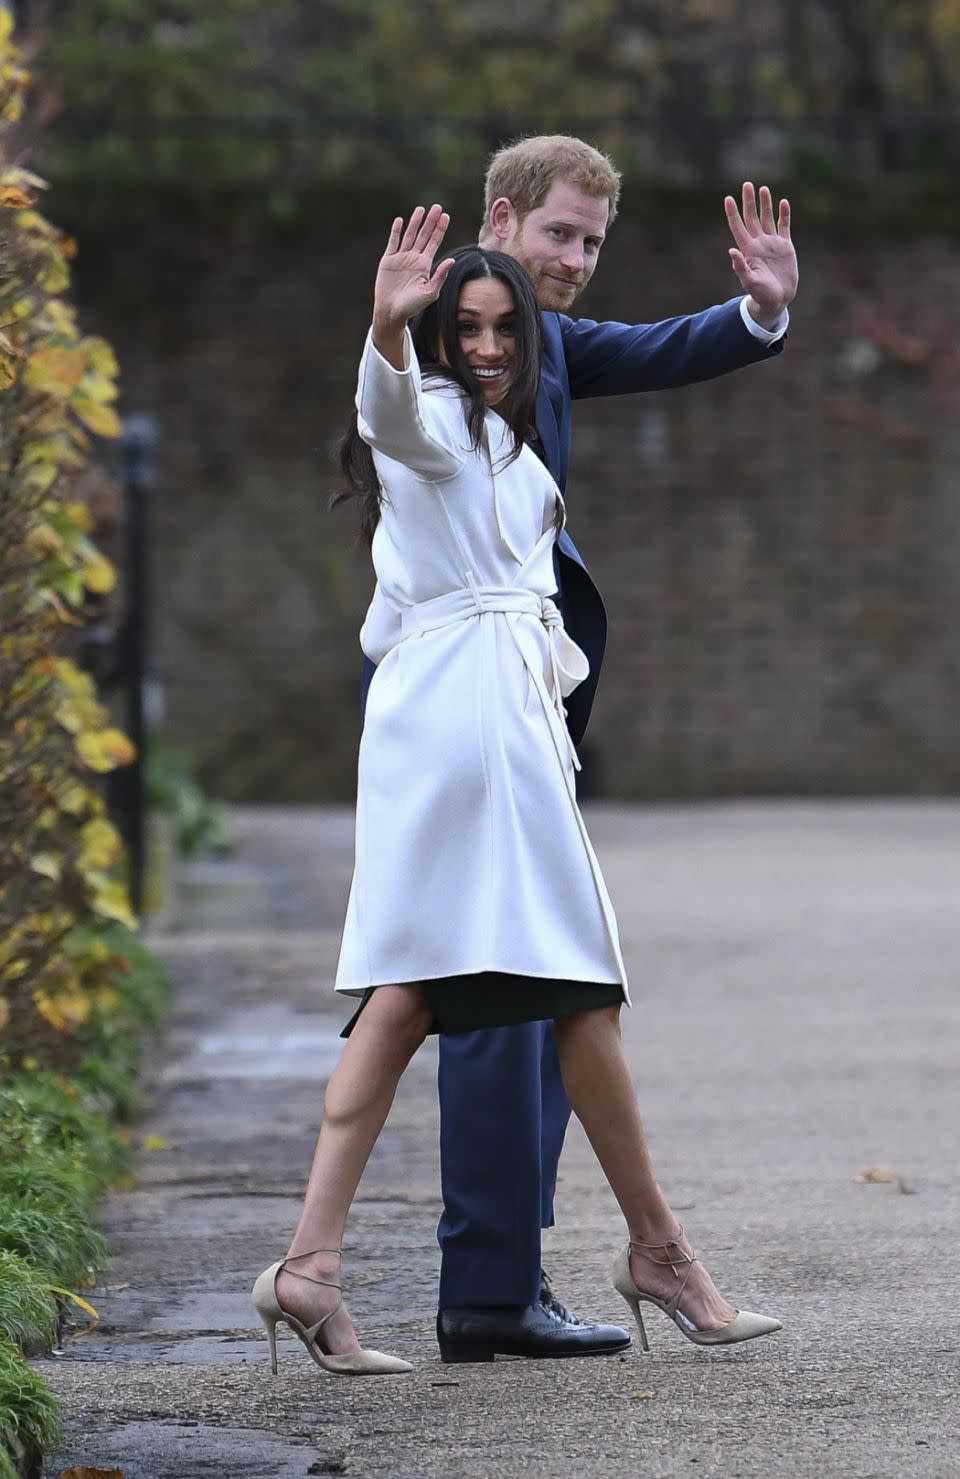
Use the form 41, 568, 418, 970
335, 330, 629, 1008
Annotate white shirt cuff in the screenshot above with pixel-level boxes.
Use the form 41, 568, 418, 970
739, 296, 789, 343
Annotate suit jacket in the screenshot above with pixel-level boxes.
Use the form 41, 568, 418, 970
361, 295, 784, 742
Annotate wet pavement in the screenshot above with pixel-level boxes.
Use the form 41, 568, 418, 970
37, 802, 960, 1478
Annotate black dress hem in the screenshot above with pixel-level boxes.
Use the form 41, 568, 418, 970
340, 971, 623, 1038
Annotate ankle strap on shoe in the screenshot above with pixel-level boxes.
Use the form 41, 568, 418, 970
280, 1248, 343, 1292
628, 1225, 697, 1280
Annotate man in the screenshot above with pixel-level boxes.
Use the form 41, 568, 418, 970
364, 136, 798, 1362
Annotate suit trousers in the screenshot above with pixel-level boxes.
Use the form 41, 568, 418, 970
436, 1019, 572, 1310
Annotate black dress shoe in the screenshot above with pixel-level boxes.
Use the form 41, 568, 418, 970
436, 1278, 631, 1363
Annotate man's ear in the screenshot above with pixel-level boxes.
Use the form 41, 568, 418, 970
488, 196, 517, 242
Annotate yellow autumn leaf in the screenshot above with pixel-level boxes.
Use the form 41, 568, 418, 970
20, 461, 59, 496
24, 345, 88, 399
82, 552, 116, 594
37, 989, 92, 1028
79, 817, 123, 869
12, 209, 52, 236
54, 656, 96, 695
33, 990, 69, 1031
854, 1164, 914, 1195
76, 728, 136, 772
26, 522, 63, 556
36, 254, 70, 294
102, 727, 136, 763
75, 733, 118, 772
0, 356, 18, 389
0, 185, 34, 208
63, 500, 95, 532
90, 879, 137, 929
54, 704, 85, 736
77, 371, 118, 404
44, 299, 77, 335
11, 168, 48, 192
143, 1135, 169, 1151
48, 1285, 101, 1329
59, 782, 90, 815
71, 397, 121, 438
38, 588, 84, 625
30, 852, 62, 882
82, 336, 119, 378
0, 999, 9, 1033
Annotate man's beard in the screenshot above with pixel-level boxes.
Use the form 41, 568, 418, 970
531, 264, 584, 313
510, 241, 584, 311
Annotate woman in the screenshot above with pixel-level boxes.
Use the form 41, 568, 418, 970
251, 206, 782, 1375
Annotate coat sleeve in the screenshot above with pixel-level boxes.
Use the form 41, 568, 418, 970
560, 296, 785, 401
355, 327, 465, 481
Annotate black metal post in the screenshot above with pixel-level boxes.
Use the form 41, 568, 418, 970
119, 413, 157, 917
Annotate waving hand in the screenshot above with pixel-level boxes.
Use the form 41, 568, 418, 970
725, 183, 798, 331
372, 205, 454, 368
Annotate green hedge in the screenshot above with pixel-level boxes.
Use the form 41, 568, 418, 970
0, 923, 170, 1474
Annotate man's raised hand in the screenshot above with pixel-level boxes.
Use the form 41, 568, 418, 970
725, 183, 797, 332
372, 205, 455, 359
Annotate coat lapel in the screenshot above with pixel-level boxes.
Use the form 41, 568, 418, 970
484, 417, 527, 565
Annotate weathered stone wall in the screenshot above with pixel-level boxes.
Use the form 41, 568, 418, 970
69, 209, 960, 799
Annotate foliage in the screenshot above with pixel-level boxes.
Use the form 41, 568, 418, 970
25, 0, 960, 190
0, 1338, 62, 1466
0, 1206, 106, 1291
0, 1254, 58, 1352
147, 742, 232, 858
0, 929, 170, 1465
1, 22, 170, 1474
0, 1070, 130, 1190
0, 9, 141, 1076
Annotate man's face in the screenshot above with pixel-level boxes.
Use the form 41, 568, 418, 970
490, 178, 609, 313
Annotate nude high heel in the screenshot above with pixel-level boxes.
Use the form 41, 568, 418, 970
251, 1249, 412, 1375
612, 1226, 782, 1350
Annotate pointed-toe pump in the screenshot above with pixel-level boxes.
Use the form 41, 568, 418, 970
612, 1228, 782, 1351
251, 1249, 412, 1376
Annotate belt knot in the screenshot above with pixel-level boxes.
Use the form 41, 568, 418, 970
539, 595, 563, 630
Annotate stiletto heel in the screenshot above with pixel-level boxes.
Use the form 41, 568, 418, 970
622, 1290, 650, 1353
251, 1248, 412, 1376
612, 1228, 782, 1349
259, 1312, 279, 1375
615, 1289, 650, 1354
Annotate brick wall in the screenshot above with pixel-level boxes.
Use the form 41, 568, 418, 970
73, 217, 960, 799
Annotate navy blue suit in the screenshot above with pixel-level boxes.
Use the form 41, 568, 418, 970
360, 297, 784, 1308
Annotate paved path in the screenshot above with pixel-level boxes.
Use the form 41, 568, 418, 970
38, 803, 960, 1478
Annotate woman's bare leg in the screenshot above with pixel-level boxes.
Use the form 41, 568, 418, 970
552, 1005, 737, 1330
275, 984, 433, 1352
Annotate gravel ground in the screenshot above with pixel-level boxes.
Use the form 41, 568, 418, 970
37, 802, 960, 1479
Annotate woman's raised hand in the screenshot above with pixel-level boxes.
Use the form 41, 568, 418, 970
373, 205, 455, 333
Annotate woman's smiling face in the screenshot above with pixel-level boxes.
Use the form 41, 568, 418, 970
443, 276, 517, 406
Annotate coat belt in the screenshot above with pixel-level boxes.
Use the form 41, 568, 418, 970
398, 581, 590, 771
